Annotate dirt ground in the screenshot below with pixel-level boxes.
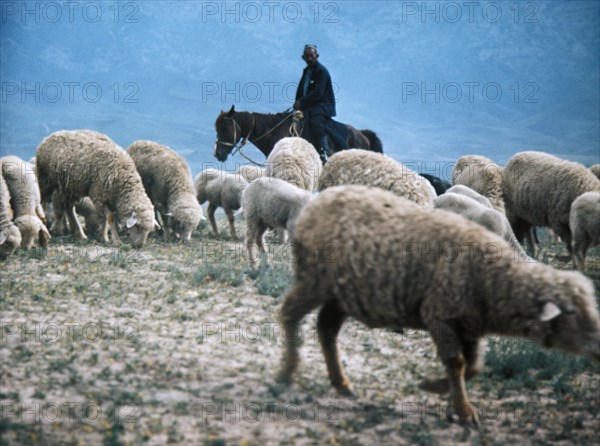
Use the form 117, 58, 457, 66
1, 219, 599, 446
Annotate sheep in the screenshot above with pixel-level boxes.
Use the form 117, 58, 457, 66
127, 140, 203, 242
277, 184, 600, 427
35, 130, 157, 248
590, 164, 600, 180
502, 151, 600, 258
445, 185, 494, 208
569, 191, 600, 270
452, 155, 505, 212
1, 155, 50, 249
434, 191, 529, 260
194, 170, 248, 239
241, 177, 312, 268
236, 164, 266, 182
317, 149, 434, 206
419, 173, 451, 195
0, 160, 22, 259
265, 137, 322, 192
49, 194, 101, 236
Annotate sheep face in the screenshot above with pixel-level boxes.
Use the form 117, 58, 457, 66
168, 204, 203, 242
14, 215, 50, 250
123, 211, 155, 248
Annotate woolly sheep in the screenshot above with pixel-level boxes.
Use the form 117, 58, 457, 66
36, 130, 157, 248
590, 164, 600, 180
317, 149, 434, 206
265, 137, 322, 192
1, 155, 50, 249
502, 151, 600, 258
434, 191, 529, 259
452, 155, 505, 212
0, 160, 22, 259
277, 185, 600, 427
236, 164, 266, 182
127, 140, 203, 242
194, 170, 248, 239
445, 185, 494, 208
241, 177, 312, 268
569, 191, 600, 270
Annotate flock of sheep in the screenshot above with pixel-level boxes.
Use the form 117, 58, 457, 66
1, 128, 600, 428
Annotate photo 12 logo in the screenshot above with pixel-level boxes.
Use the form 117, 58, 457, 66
1, 82, 140, 104
201, 1, 339, 23
400, 2, 539, 24
1, 2, 140, 24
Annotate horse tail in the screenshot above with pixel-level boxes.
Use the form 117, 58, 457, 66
360, 129, 383, 153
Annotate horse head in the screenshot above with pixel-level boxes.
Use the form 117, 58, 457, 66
214, 105, 242, 162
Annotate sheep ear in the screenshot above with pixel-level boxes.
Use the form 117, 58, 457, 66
539, 302, 562, 322
164, 212, 173, 217
126, 212, 138, 229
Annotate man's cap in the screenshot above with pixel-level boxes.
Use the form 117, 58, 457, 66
304, 44, 318, 51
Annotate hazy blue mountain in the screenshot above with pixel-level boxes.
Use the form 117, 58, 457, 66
1, 1, 598, 179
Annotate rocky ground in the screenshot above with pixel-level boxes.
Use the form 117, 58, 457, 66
1, 219, 599, 446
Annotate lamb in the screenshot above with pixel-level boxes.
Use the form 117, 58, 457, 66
236, 164, 266, 182
265, 137, 322, 192
277, 185, 600, 427
434, 190, 529, 260
589, 164, 600, 180
241, 177, 312, 268
502, 151, 600, 258
1, 155, 50, 249
317, 149, 434, 206
194, 170, 248, 239
0, 160, 22, 259
35, 130, 157, 248
127, 140, 203, 242
452, 155, 505, 212
569, 191, 600, 270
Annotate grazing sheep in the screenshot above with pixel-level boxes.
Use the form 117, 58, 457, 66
236, 164, 266, 182
434, 191, 529, 260
445, 185, 494, 208
452, 155, 505, 212
194, 170, 248, 239
0, 160, 22, 259
570, 191, 600, 270
241, 177, 312, 268
36, 130, 157, 248
1, 155, 50, 249
317, 149, 434, 206
277, 185, 600, 427
590, 164, 600, 180
419, 173, 451, 195
265, 137, 322, 192
127, 140, 203, 242
502, 151, 600, 258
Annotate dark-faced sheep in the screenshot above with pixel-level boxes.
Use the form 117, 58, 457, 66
277, 185, 600, 427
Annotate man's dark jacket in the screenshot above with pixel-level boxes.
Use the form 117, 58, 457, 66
295, 61, 336, 117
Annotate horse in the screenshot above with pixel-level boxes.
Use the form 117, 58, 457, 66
213, 105, 383, 163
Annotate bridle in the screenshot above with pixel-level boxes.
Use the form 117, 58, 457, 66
214, 109, 296, 166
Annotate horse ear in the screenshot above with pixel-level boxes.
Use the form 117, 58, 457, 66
227, 105, 235, 116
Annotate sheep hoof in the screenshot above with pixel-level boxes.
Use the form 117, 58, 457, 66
458, 406, 480, 429
419, 377, 450, 394
275, 371, 293, 386
334, 380, 355, 398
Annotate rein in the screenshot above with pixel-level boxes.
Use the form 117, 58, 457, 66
215, 109, 295, 167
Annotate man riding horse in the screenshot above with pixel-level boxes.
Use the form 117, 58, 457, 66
293, 44, 349, 163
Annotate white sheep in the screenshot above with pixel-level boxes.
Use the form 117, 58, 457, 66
194, 170, 248, 239
236, 164, 266, 182
241, 177, 312, 268
589, 164, 600, 180
445, 185, 493, 208
452, 155, 505, 212
277, 185, 600, 427
265, 137, 322, 192
317, 149, 434, 206
36, 130, 157, 248
127, 140, 203, 242
0, 160, 22, 259
569, 191, 600, 270
1, 155, 50, 249
502, 151, 600, 259
434, 190, 529, 260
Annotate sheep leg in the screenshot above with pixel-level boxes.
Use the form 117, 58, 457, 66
207, 203, 219, 236
420, 338, 485, 394
66, 202, 87, 240
317, 300, 352, 396
162, 213, 172, 242
277, 285, 323, 385
224, 207, 238, 240
572, 237, 589, 271
50, 193, 66, 235
103, 207, 121, 244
